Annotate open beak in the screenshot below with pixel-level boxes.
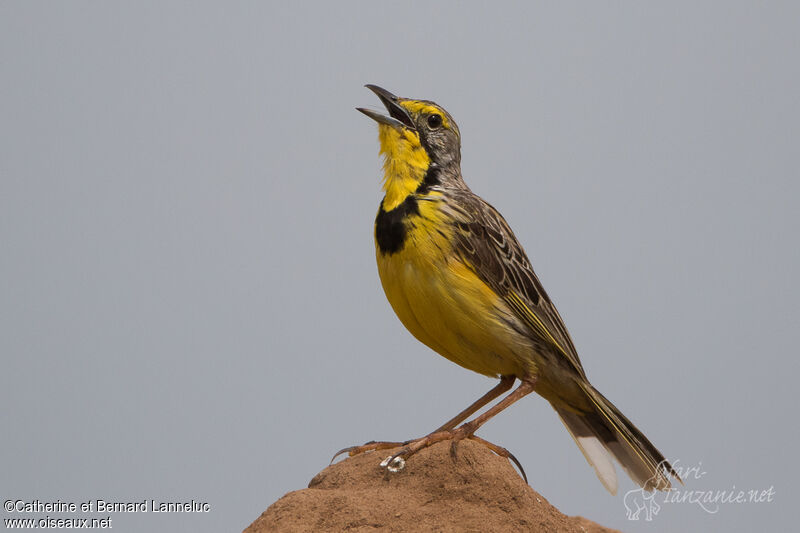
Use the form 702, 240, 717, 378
357, 84, 415, 130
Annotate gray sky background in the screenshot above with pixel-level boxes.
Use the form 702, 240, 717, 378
2, 2, 797, 532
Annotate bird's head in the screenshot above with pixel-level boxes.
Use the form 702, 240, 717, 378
358, 85, 462, 209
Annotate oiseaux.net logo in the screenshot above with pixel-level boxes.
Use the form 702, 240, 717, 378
623, 460, 775, 521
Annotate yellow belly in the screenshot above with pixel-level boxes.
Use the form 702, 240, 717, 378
376, 213, 537, 378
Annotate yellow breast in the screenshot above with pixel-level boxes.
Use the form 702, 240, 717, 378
375, 199, 536, 378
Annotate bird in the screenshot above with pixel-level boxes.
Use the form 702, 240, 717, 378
341, 84, 680, 494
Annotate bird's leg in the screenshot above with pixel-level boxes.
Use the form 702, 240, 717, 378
434, 374, 515, 432
380, 378, 536, 473
453, 377, 536, 437
330, 375, 515, 463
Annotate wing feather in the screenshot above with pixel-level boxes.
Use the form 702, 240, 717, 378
444, 190, 586, 378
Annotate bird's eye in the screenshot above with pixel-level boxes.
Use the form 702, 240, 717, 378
427, 114, 443, 129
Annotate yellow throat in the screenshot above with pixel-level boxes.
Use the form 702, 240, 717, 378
377, 123, 430, 211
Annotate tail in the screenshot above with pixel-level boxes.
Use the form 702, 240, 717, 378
553, 382, 681, 495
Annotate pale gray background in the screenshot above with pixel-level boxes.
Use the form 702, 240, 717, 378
2, 2, 797, 532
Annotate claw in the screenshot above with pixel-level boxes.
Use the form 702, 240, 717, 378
330, 446, 357, 464
385, 447, 408, 470
505, 450, 528, 484
449, 439, 459, 460
468, 435, 528, 484
330, 440, 406, 464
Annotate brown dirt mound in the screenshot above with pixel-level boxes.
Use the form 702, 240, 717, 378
245, 439, 619, 532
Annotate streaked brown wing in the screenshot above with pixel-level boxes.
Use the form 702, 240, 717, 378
445, 190, 586, 378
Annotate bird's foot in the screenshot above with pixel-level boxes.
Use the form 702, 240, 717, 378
330, 440, 412, 464
331, 423, 527, 483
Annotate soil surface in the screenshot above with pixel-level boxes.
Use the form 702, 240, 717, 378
245, 439, 620, 532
